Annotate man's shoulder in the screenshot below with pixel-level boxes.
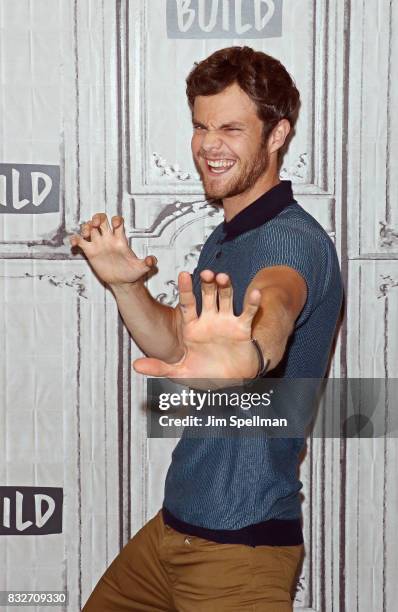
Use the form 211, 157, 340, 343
256, 202, 335, 254
250, 202, 342, 306
273, 202, 330, 234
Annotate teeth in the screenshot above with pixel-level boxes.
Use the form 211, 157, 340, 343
207, 159, 235, 168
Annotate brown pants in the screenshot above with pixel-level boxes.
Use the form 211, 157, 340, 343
82, 510, 303, 612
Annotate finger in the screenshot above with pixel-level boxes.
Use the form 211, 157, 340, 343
69, 233, 93, 254
144, 255, 158, 268
80, 221, 101, 242
80, 222, 92, 239
92, 212, 111, 233
133, 357, 176, 377
89, 226, 101, 242
216, 272, 233, 314
178, 271, 198, 324
111, 216, 127, 240
132, 255, 157, 277
239, 288, 262, 327
200, 269, 217, 313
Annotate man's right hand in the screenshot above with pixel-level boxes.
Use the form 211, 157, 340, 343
69, 213, 157, 288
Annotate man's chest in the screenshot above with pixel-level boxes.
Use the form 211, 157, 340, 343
192, 239, 256, 316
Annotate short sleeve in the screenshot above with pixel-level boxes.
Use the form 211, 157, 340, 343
250, 220, 334, 328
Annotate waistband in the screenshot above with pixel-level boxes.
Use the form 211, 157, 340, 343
162, 506, 303, 547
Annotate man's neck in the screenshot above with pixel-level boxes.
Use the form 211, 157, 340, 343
222, 173, 281, 222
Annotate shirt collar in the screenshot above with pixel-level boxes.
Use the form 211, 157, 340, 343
222, 180, 296, 242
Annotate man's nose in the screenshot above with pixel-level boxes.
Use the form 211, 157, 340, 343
200, 130, 222, 152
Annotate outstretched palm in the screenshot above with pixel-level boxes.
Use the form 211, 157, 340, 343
133, 270, 262, 382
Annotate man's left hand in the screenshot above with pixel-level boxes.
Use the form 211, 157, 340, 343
133, 270, 261, 383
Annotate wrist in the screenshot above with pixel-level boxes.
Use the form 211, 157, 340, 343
251, 338, 270, 377
109, 278, 145, 296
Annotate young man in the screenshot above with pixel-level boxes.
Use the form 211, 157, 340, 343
72, 47, 342, 611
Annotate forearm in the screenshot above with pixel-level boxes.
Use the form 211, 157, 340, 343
110, 280, 184, 362
251, 287, 296, 372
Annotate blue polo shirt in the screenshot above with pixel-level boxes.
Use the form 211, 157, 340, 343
162, 181, 343, 546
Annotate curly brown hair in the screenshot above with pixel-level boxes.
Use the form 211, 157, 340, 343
186, 46, 300, 144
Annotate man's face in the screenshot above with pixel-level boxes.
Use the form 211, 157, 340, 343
191, 82, 269, 200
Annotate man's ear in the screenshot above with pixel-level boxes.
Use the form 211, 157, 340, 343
268, 119, 291, 155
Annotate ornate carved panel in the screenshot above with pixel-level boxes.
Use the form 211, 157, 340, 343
347, 261, 398, 379
0, 0, 119, 257
121, 0, 340, 213
346, 0, 398, 257
0, 260, 120, 610
345, 260, 398, 610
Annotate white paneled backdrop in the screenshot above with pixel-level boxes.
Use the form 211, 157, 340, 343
0, 1, 396, 611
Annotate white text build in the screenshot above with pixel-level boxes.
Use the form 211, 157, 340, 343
0, 164, 60, 214
167, 0, 283, 38
0, 487, 63, 535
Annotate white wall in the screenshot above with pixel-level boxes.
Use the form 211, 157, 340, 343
0, 1, 397, 610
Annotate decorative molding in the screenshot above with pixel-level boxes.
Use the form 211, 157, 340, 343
0, 0, 119, 253
154, 228, 218, 304
347, 1, 396, 257
0, 272, 88, 299
130, 199, 220, 238
126, 1, 335, 196
183, 241, 208, 267
155, 279, 179, 306
379, 221, 398, 248
0, 260, 120, 611
280, 153, 308, 183
294, 574, 307, 598
378, 274, 398, 298
152, 152, 199, 181
152, 151, 309, 185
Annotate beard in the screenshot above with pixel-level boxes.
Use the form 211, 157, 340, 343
196, 144, 270, 201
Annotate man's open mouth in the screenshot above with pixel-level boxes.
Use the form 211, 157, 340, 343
205, 159, 237, 175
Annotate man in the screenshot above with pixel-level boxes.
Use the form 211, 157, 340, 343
72, 46, 342, 611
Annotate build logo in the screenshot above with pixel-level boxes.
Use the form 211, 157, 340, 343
0, 487, 63, 535
0, 164, 60, 214
167, 0, 282, 38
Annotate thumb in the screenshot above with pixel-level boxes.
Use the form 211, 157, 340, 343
239, 288, 261, 327
133, 357, 174, 377
143, 255, 158, 268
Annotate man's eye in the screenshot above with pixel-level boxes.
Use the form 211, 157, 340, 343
225, 128, 241, 132
193, 125, 204, 131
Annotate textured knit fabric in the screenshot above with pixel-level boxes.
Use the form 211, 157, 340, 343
163, 182, 343, 531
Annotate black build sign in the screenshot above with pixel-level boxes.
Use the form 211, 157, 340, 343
0, 487, 63, 535
167, 0, 282, 38
0, 163, 60, 214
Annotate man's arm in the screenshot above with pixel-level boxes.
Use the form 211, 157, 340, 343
133, 268, 306, 382
243, 265, 307, 372
109, 281, 184, 362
